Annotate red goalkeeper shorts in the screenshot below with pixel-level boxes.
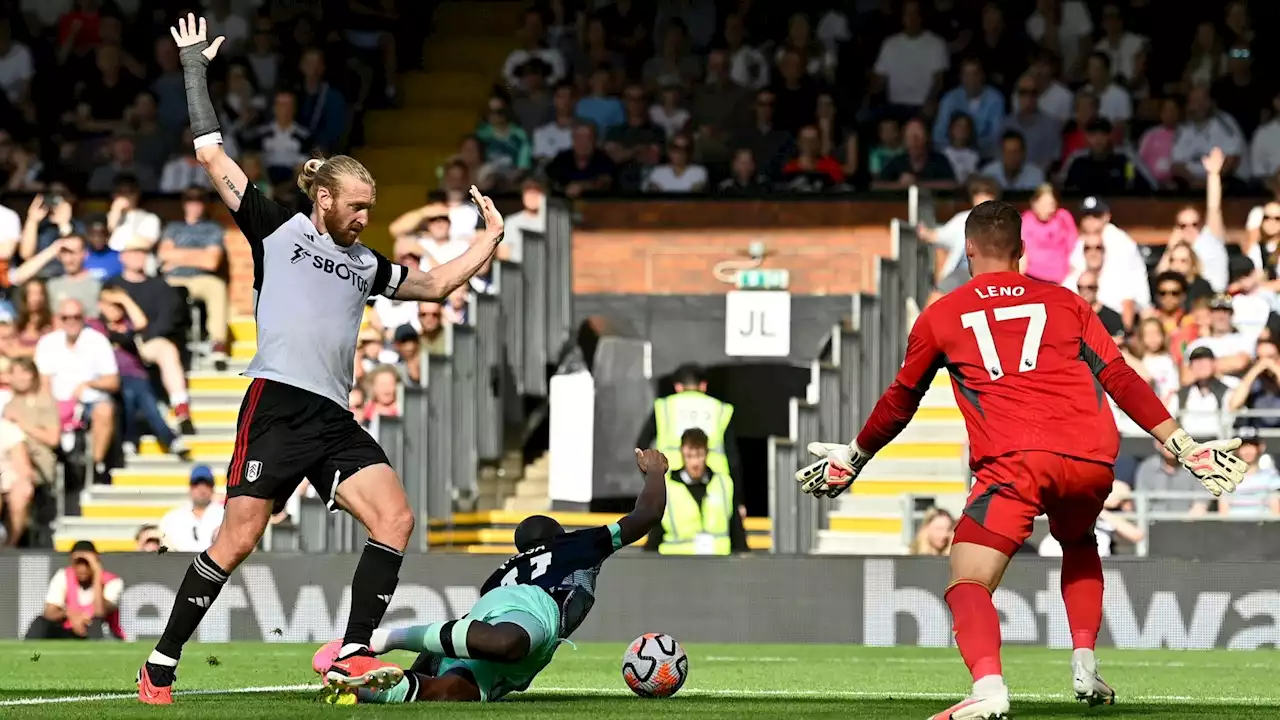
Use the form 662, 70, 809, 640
962, 450, 1114, 547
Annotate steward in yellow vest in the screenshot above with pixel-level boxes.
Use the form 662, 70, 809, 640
636, 364, 741, 483
645, 429, 748, 555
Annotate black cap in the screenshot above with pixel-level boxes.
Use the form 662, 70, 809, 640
70, 540, 97, 555
1188, 346, 1216, 362
1209, 294, 1234, 311
1080, 196, 1110, 216
1238, 425, 1261, 443
393, 324, 418, 343
1086, 117, 1113, 135
1229, 255, 1257, 283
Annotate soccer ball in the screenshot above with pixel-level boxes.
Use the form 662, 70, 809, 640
621, 633, 688, 698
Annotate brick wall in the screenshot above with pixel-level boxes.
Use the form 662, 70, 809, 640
225, 228, 255, 316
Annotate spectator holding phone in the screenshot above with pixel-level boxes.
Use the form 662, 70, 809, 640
18, 187, 84, 280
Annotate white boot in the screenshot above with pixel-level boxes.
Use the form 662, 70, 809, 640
1072, 648, 1116, 707
927, 675, 1011, 720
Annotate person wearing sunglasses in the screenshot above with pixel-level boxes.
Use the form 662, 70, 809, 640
1168, 147, 1230, 293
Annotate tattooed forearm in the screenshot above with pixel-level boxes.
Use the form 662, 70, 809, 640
221, 176, 242, 201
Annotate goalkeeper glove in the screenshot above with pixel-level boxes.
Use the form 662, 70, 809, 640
795, 442, 873, 498
1164, 429, 1248, 497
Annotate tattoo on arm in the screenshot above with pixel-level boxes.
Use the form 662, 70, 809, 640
221, 175, 242, 201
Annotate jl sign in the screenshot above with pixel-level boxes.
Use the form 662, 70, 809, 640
725, 291, 790, 357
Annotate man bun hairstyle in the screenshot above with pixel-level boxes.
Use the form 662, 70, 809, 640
965, 200, 1023, 260
297, 155, 376, 202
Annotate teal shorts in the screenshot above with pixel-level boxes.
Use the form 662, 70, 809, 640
437, 584, 563, 701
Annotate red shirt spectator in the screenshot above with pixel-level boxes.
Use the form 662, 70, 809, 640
58, 8, 102, 57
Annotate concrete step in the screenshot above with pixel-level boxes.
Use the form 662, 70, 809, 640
138, 434, 234, 458
401, 71, 497, 109
232, 340, 257, 360
514, 479, 548, 498
814, 530, 906, 555
876, 440, 965, 461
87, 484, 211, 505
827, 513, 903, 535
189, 373, 252, 394
110, 466, 228, 489
54, 537, 136, 552
895, 421, 967, 444
364, 108, 478, 146
81, 500, 175, 520
836, 492, 969, 516
432, 1, 525, 36
848, 478, 968, 496
57, 516, 154, 539
503, 495, 550, 512
229, 317, 257, 343
423, 36, 514, 73
860, 455, 968, 480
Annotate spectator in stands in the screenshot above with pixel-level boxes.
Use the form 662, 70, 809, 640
1059, 90, 1099, 167
370, 239, 424, 341
1131, 317, 1181, 408
1081, 52, 1131, 134
1148, 271, 1190, 341
576, 66, 625, 138
355, 326, 390, 385
1185, 294, 1253, 380
0, 20, 34, 119
1168, 148, 1231, 292
393, 324, 424, 388
503, 9, 566, 88
126, 90, 173, 175
106, 238, 192, 432
35, 298, 117, 473
68, 46, 143, 137
1218, 428, 1280, 516
391, 202, 466, 270
13, 280, 51, 358
105, 176, 161, 256
363, 364, 401, 422
875, 117, 956, 189
444, 285, 470, 326
20, 188, 85, 280
934, 58, 1004, 156
908, 507, 955, 556
1063, 226, 1141, 328
242, 90, 312, 186
867, 118, 905, 179
546, 121, 615, 198
644, 133, 707, 194
1251, 94, 1280, 183
158, 188, 229, 366
1172, 344, 1232, 440
770, 49, 819, 138
1003, 73, 1062, 172
816, 93, 859, 184
1040, 480, 1144, 557
1174, 21, 1224, 95
511, 58, 554, 132
604, 84, 664, 180
921, 175, 1000, 298
1062, 118, 1152, 194
0, 357, 55, 547
81, 215, 120, 283
780, 125, 843, 193
1138, 98, 1181, 189
418, 303, 448, 356
87, 138, 157, 195
649, 81, 690, 141
981, 131, 1045, 191
1227, 339, 1280, 430
500, 178, 544, 264
722, 12, 768, 92
1134, 438, 1209, 515
643, 19, 701, 93
1229, 257, 1272, 342
1029, 50, 1073, 123
1026, 0, 1095, 82
136, 524, 163, 552
941, 114, 980, 183
717, 147, 770, 195
476, 95, 531, 191
1212, 44, 1261, 139
1094, 2, 1146, 84
1070, 195, 1149, 302
644, 428, 748, 555
348, 385, 367, 425
1074, 269, 1123, 338
690, 48, 747, 167
296, 47, 346, 153
568, 16, 622, 86
13, 236, 102, 319
220, 60, 266, 142
1014, 184, 1072, 286
969, 4, 1026, 96
246, 17, 280, 94
872, 0, 948, 122
158, 465, 224, 553
532, 81, 577, 167
25, 541, 124, 640
734, 88, 793, 180
92, 286, 187, 458
1171, 88, 1243, 188
160, 127, 214, 194
1156, 242, 1215, 310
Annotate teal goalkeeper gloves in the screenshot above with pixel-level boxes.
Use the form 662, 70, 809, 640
1164, 429, 1248, 497
795, 442, 873, 499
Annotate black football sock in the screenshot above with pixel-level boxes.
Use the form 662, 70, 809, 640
151, 552, 229, 672
340, 539, 403, 656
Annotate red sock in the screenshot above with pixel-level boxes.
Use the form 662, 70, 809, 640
1061, 543, 1103, 650
945, 581, 1002, 681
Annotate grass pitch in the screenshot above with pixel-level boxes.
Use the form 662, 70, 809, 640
2, 641, 1278, 718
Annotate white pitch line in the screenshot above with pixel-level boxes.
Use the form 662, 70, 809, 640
2, 683, 1277, 707
702, 655, 1280, 670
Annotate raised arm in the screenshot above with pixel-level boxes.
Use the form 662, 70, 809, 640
171, 14, 250, 212
1202, 147, 1226, 242
616, 448, 669, 547
393, 186, 504, 302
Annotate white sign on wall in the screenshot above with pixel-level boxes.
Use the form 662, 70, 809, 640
725, 291, 791, 357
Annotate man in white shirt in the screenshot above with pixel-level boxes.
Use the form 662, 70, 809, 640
872, 0, 948, 115
920, 175, 1000, 298
1228, 256, 1275, 343
1186, 295, 1255, 381
533, 83, 576, 165
1170, 148, 1230, 293
34, 299, 119, 470
1068, 197, 1151, 314
1030, 52, 1074, 123
724, 12, 769, 91
1094, 3, 1146, 83
501, 9, 566, 87
0, 200, 19, 264
979, 131, 1046, 190
1083, 52, 1132, 131
644, 135, 707, 193
1171, 87, 1244, 186
106, 178, 162, 253
159, 466, 225, 553
1062, 225, 1140, 324
1025, 0, 1094, 79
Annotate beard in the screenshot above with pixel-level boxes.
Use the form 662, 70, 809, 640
324, 206, 362, 246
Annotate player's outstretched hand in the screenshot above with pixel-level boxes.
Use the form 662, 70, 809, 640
635, 448, 669, 476
170, 13, 224, 61
795, 441, 872, 499
1165, 429, 1248, 497
469, 185, 505, 239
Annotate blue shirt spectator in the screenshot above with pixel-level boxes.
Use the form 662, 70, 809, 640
297, 49, 348, 152
159, 189, 225, 279
933, 58, 1005, 156
980, 132, 1047, 191
576, 68, 625, 137
82, 215, 122, 282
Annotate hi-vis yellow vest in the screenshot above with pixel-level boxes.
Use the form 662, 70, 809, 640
659, 473, 733, 555
653, 391, 734, 479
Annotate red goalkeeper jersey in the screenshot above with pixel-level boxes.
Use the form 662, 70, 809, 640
856, 271, 1171, 468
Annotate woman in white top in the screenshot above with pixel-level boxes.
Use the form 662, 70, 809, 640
1131, 317, 1181, 408
648, 83, 690, 140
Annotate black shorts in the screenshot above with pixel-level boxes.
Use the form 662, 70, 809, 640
225, 378, 389, 513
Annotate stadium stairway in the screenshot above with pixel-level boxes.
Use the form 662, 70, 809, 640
353, 0, 526, 251
815, 372, 970, 555
52, 317, 260, 552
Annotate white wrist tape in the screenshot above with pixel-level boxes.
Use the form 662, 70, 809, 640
193, 132, 223, 150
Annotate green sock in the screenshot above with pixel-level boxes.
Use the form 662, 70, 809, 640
362, 676, 413, 704
418, 619, 475, 658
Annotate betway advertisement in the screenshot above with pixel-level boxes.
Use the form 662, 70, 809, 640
4, 554, 1278, 649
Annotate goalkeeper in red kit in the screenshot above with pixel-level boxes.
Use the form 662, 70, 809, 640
796, 201, 1247, 720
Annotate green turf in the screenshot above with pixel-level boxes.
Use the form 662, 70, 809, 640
1, 641, 1277, 718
